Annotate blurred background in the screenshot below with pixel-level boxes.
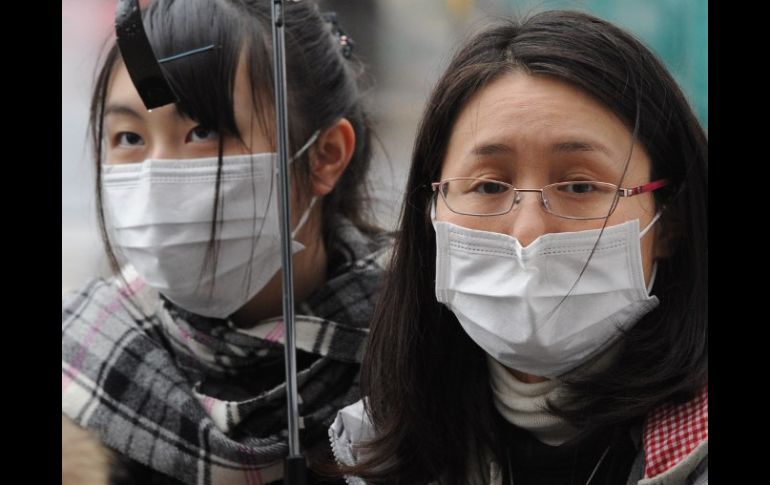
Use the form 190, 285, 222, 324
62, 0, 708, 293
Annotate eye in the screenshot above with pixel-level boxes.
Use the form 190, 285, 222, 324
116, 132, 144, 147
561, 181, 600, 194
186, 125, 219, 143
471, 180, 509, 195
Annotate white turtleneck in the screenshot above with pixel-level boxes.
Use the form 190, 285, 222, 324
488, 355, 577, 446
488, 341, 622, 446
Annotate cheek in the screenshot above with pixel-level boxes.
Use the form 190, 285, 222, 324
232, 109, 274, 154
434, 198, 450, 220
606, 201, 658, 288
436, 198, 476, 227
436, 201, 508, 234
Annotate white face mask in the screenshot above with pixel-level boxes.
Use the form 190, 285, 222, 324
432, 205, 661, 378
102, 134, 319, 318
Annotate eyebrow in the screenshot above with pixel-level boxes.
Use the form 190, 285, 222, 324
470, 139, 612, 157
470, 143, 514, 157
103, 104, 145, 119
551, 139, 611, 156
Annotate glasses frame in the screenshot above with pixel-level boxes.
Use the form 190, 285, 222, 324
430, 177, 670, 220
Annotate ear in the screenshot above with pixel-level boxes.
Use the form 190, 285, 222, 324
308, 118, 355, 196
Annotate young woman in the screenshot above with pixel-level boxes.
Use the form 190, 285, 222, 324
62, 1, 391, 483
331, 10, 707, 485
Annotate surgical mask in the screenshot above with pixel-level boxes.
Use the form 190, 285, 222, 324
432, 205, 661, 378
102, 133, 319, 318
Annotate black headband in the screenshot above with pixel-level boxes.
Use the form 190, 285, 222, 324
115, 0, 178, 110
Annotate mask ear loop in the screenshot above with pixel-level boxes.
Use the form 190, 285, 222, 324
646, 262, 658, 295
290, 130, 321, 162
240, 128, 320, 302
639, 210, 663, 295
286, 129, 321, 239
291, 196, 317, 239
639, 211, 662, 239
430, 197, 437, 220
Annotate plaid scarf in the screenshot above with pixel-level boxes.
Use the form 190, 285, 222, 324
62, 218, 391, 485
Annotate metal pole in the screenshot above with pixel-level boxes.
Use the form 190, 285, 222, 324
271, 1, 305, 484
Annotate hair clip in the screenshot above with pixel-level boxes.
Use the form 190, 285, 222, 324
322, 11, 355, 60
115, 0, 217, 110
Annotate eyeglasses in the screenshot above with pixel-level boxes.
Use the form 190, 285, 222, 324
431, 177, 670, 220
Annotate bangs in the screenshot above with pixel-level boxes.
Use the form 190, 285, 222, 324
141, 0, 274, 140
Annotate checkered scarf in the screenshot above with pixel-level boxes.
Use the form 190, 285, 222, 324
62, 218, 392, 485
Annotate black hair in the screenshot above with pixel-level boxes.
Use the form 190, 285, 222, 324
90, 0, 379, 280
345, 10, 707, 484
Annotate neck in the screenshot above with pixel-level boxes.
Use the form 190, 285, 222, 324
509, 368, 549, 383
488, 356, 577, 446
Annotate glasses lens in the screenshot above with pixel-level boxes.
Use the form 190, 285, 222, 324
441, 179, 515, 216
543, 182, 617, 219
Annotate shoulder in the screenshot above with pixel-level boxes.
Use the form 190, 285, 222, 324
62, 268, 167, 413
329, 399, 377, 466
62, 266, 161, 328
328, 399, 379, 485
631, 385, 708, 485
687, 456, 708, 485
62, 269, 165, 361
329, 400, 502, 485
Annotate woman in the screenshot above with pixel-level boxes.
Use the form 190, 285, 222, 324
62, 1, 391, 483
330, 10, 707, 485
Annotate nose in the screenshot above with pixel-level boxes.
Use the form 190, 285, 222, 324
145, 107, 181, 160
146, 132, 185, 160
146, 145, 165, 160
505, 191, 552, 247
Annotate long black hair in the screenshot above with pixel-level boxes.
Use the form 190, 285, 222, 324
347, 10, 708, 484
90, 0, 379, 278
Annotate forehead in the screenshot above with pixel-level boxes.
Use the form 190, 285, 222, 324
443, 72, 643, 172
105, 60, 142, 108
104, 50, 259, 119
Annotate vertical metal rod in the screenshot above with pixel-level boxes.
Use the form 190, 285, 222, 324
271, 1, 305, 483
